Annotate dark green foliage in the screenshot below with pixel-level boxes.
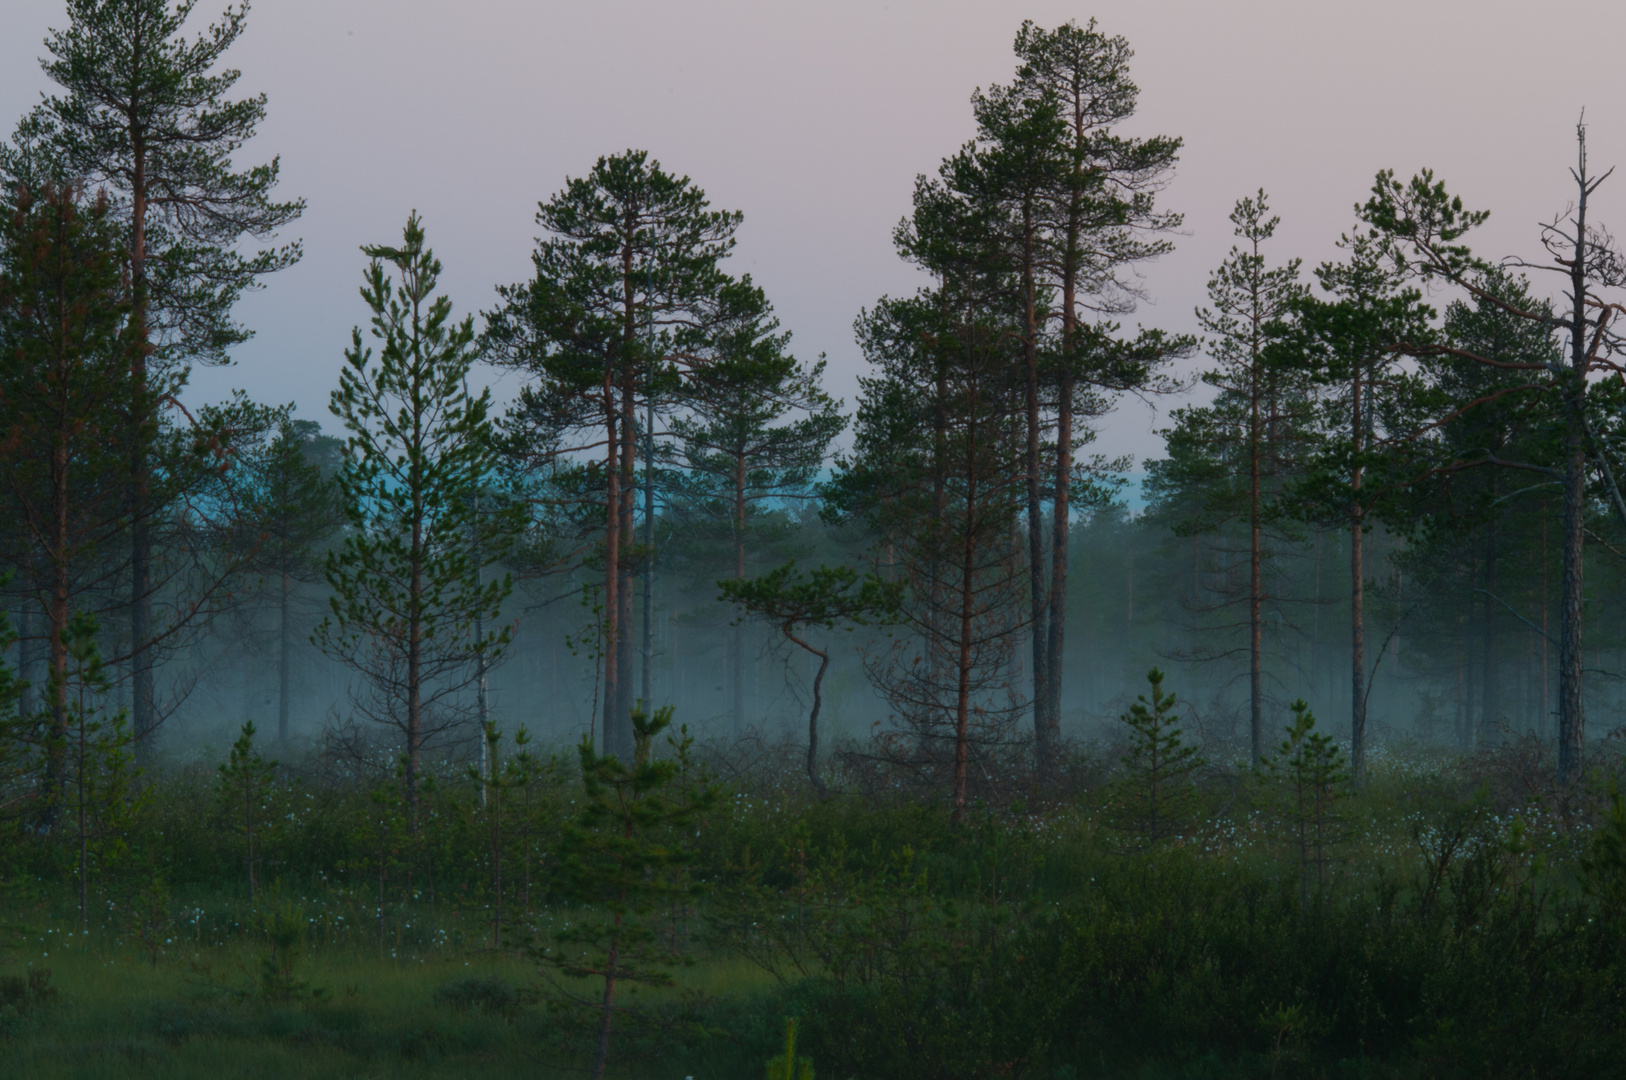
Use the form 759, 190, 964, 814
1260, 700, 1349, 900
1112, 668, 1203, 844
216, 721, 276, 900
766, 1016, 814, 1080
536, 704, 718, 1079
253, 895, 326, 1003
719, 563, 902, 796
432, 975, 537, 1019
8, 0, 304, 758
1147, 190, 1311, 763
483, 149, 756, 759
0, 967, 56, 1038
1580, 780, 1626, 918
318, 212, 517, 821
11, 0, 305, 365
56, 614, 142, 930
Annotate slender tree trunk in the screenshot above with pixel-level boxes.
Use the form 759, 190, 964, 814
601, 372, 621, 757
732, 454, 746, 735
278, 567, 292, 747
245, 789, 257, 899
1349, 364, 1367, 781
1249, 367, 1264, 765
16, 585, 36, 724
617, 376, 636, 747
1481, 521, 1498, 744
787, 630, 830, 799
407, 514, 423, 826
1558, 391, 1587, 781
1311, 531, 1322, 702
1019, 201, 1051, 766
1464, 594, 1478, 751
590, 924, 620, 1080
44, 429, 72, 826
929, 358, 948, 707
77, 719, 88, 930
1046, 370, 1073, 754
129, 136, 156, 766
952, 508, 977, 828
641, 398, 655, 709
1541, 504, 1550, 741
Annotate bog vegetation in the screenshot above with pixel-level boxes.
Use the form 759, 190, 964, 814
3, 3, 1626, 1078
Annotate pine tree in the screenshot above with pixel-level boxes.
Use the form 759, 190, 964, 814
233, 418, 343, 747
217, 720, 276, 900
0, 179, 130, 815
966, 20, 1191, 763
1357, 121, 1626, 782
10, 0, 304, 757
1393, 270, 1561, 748
1291, 233, 1433, 780
671, 323, 845, 735
484, 151, 751, 758
536, 703, 716, 1080
317, 212, 516, 826
1151, 191, 1311, 763
766, 1017, 815, 1080
832, 283, 1030, 824
1261, 699, 1349, 902
56, 612, 143, 931
1113, 667, 1203, 845
468, 721, 545, 950
719, 563, 901, 796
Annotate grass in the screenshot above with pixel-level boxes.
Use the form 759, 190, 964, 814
0, 936, 776, 1079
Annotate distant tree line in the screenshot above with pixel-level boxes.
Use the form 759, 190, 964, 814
2, 0, 1626, 839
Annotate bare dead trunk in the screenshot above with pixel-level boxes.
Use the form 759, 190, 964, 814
1557, 144, 1592, 784
1558, 402, 1586, 781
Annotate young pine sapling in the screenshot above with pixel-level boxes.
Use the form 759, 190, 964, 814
535, 704, 717, 1080
1261, 699, 1349, 902
1114, 668, 1204, 846
217, 721, 277, 900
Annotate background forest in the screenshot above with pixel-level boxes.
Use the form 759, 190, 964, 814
4, 3, 1626, 1079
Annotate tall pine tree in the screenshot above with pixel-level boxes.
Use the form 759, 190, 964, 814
9, 0, 303, 758
318, 213, 515, 825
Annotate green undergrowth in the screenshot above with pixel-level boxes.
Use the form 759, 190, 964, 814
0, 946, 783, 1079
3, 738, 1626, 1078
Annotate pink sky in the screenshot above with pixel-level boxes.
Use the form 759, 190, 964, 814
2, 0, 1623, 463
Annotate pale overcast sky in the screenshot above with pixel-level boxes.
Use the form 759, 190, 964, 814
2, 0, 1623, 463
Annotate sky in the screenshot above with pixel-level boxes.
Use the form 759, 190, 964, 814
2, 0, 1624, 465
